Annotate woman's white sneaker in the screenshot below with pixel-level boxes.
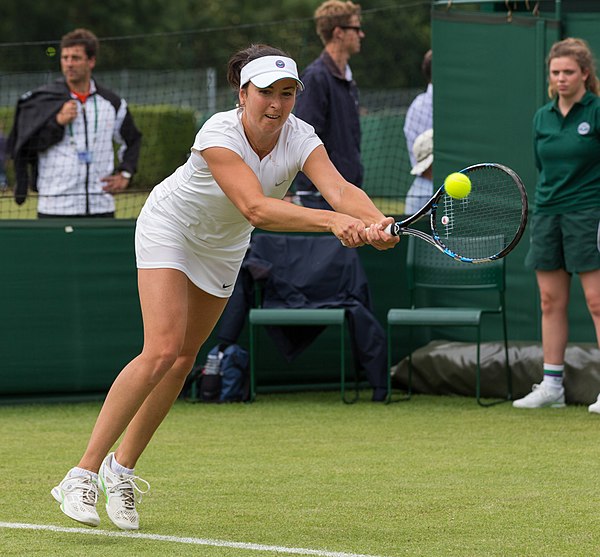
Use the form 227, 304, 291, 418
51, 470, 100, 527
512, 383, 565, 409
588, 394, 600, 414
99, 453, 150, 530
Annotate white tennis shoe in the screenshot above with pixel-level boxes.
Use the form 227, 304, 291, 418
588, 394, 600, 414
99, 453, 150, 530
51, 470, 100, 527
512, 383, 565, 409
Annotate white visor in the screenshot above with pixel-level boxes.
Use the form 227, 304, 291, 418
240, 56, 304, 91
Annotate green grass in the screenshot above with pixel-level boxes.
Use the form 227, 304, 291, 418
2, 392, 598, 556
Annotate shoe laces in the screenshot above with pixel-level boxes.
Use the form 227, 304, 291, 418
108, 475, 151, 510
71, 475, 98, 506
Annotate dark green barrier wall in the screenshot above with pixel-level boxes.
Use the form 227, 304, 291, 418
432, 4, 600, 345
0, 222, 410, 399
0, 217, 595, 401
0, 221, 141, 399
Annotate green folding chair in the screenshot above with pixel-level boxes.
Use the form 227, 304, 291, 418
387, 236, 512, 406
249, 307, 359, 404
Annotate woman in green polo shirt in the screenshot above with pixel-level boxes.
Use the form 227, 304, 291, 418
513, 38, 600, 412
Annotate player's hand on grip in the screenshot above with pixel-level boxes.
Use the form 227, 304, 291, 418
366, 217, 399, 250
332, 214, 368, 248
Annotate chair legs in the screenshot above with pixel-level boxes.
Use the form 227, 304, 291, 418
249, 322, 257, 402
477, 321, 513, 407
249, 316, 359, 403
388, 323, 513, 406
385, 323, 412, 404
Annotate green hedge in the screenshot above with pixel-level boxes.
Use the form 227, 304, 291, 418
0, 107, 15, 186
129, 104, 197, 189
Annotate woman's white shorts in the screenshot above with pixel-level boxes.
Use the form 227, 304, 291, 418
135, 212, 243, 298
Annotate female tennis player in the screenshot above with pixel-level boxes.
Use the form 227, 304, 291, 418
51, 44, 398, 530
513, 38, 600, 411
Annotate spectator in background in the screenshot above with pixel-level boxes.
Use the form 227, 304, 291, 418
292, 0, 365, 210
6, 28, 141, 217
406, 128, 433, 213
0, 131, 7, 191
404, 49, 433, 214
513, 38, 600, 411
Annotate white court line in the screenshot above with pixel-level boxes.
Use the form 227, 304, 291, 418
0, 522, 388, 557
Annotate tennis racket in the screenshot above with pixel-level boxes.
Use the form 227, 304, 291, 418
384, 162, 528, 263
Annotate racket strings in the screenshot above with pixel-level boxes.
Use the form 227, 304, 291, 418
434, 166, 524, 260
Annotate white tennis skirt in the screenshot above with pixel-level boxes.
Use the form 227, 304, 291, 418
135, 211, 244, 298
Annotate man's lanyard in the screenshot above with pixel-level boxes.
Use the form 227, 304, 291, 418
67, 94, 98, 147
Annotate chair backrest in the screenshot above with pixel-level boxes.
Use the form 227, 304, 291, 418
406, 236, 505, 308
247, 234, 371, 309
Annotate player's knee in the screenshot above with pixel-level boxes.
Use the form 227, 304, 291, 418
539, 291, 568, 314
171, 354, 197, 379
585, 293, 600, 319
143, 347, 180, 378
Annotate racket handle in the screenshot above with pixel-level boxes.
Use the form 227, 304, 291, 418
365, 223, 397, 235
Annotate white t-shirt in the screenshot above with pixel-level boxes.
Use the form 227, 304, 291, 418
137, 108, 323, 294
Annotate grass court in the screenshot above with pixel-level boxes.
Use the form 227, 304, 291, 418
1, 391, 599, 556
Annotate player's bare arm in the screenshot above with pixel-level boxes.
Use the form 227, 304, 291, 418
200, 146, 371, 246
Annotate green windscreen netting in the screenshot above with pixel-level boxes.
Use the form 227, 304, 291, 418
0, 4, 432, 219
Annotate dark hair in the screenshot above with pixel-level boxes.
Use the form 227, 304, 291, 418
227, 44, 290, 90
422, 49, 432, 83
60, 28, 99, 59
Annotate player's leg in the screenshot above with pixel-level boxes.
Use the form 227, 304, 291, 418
115, 278, 228, 467
52, 268, 190, 527
580, 269, 600, 413
580, 269, 600, 343
562, 209, 600, 412
78, 268, 192, 472
97, 273, 228, 529
513, 269, 570, 409
537, 269, 571, 364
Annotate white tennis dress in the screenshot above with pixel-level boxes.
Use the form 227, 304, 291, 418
136, 108, 322, 297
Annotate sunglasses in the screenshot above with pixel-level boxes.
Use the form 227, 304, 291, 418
339, 25, 362, 33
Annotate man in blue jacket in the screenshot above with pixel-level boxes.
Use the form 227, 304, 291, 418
292, 0, 364, 210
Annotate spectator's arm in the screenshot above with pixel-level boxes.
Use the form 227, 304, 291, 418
115, 107, 142, 175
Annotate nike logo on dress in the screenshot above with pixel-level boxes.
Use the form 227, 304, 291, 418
275, 180, 286, 187
222, 283, 233, 288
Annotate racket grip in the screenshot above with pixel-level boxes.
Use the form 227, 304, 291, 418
365, 223, 396, 235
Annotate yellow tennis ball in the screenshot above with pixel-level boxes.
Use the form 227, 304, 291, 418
444, 172, 471, 199
46, 46, 56, 57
